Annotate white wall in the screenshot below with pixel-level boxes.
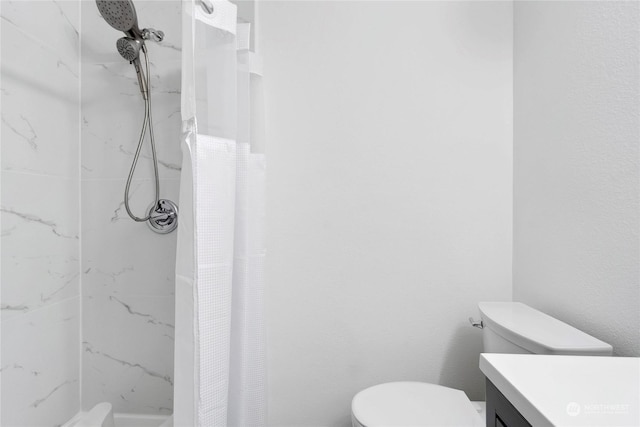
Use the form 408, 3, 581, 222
513, 1, 640, 356
258, 2, 513, 425
1, 1, 81, 424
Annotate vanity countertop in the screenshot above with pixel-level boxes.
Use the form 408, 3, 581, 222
479, 353, 640, 426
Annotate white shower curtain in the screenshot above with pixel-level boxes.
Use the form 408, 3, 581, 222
174, 1, 266, 426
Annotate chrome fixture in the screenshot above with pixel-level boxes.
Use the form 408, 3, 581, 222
96, 0, 178, 233
147, 200, 179, 234
200, 0, 214, 14
142, 28, 165, 43
469, 317, 484, 329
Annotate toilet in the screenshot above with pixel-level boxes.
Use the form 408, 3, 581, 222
351, 302, 613, 427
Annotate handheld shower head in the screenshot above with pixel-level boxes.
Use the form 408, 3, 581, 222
117, 37, 148, 100
117, 37, 141, 61
96, 0, 141, 37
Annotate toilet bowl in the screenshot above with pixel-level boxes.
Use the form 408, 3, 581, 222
352, 382, 484, 427
351, 302, 613, 427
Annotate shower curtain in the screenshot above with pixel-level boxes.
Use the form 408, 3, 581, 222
175, 1, 266, 426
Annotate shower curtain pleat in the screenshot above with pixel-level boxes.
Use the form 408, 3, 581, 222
175, 2, 266, 426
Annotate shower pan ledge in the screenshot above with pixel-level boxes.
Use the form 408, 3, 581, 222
63, 402, 172, 427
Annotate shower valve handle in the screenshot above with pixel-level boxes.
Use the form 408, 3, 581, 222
147, 199, 179, 234
154, 211, 175, 225
151, 204, 175, 223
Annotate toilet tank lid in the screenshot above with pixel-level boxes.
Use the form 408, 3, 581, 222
478, 302, 613, 355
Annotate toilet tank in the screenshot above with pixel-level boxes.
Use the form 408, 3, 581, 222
478, 302, 613, 356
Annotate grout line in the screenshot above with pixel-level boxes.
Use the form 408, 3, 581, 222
1, 5, 4, 419
2, 294, 81, 324
0, 170, 80, 180
78, 0, 84, 413
81, 177, 182, 183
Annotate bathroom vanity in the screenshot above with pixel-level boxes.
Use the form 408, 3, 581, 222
480, 354, 640, 427
485, 379, 531, 427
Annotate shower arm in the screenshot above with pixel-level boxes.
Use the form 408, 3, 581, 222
141, 28, 164, 42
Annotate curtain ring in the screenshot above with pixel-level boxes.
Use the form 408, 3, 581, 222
200, 0, 214, 14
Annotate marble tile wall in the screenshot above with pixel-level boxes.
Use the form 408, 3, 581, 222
80, 0, 181, 415
1, 0, 81, 425
1, 1, 182, 420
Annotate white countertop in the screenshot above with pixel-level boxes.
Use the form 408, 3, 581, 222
480, 354, 640, 427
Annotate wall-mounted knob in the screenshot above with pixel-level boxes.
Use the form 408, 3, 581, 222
147, 199, 178, 234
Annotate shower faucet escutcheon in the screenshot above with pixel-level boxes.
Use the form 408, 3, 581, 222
96, 0, 178, 234
147, 199, 179, 234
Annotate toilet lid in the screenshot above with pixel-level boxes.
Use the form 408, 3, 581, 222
352, 382, 484, 427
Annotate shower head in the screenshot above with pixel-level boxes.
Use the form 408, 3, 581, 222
96, 0, 141, 37
117, 37, 141, 62
96, 0, 157, 101
117, 37, 148, 100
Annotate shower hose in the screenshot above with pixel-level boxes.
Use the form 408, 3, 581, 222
123, 45, 160, 222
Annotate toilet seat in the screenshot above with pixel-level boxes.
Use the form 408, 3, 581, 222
351, 382, 483, 427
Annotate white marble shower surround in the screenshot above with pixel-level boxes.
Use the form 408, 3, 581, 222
2, 0, 182, 423
81, 179, 179, 414
80, 0, 182, 415
1, 0, 81, 425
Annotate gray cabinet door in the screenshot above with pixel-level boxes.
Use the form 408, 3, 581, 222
485, 380, 532, 427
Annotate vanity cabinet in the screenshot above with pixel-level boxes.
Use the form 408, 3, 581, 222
481, 354, 640, 426
485, 380, 532, 427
